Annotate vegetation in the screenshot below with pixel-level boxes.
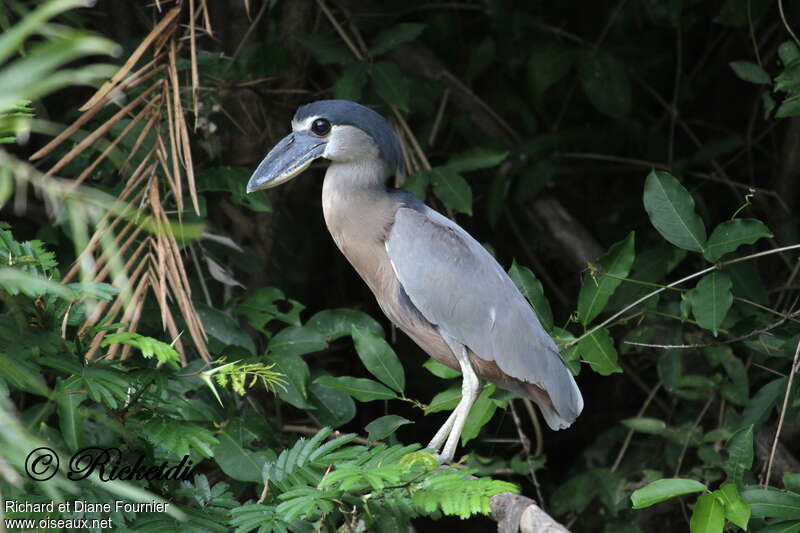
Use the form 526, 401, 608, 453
1, 0, 800, 531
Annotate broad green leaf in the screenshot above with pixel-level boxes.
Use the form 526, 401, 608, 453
403, 170, 430, 199
742, 487, 800, 519
515, 160, 555, 204
577, 232, 635, 326
314, 375, 397, 402
777, 99, 800, 119
785, 473, 800, 493
268, 326, 328, 358
333, 61, 368, 101
422, 358, 460, 379
213, 421, 276, 483
308, 382, 356, 427
690, 492, 725, 533
365, 415, 412, 442
197, 304, 256, 355
779, 41, 800, 65
351, 325, 405, 393
705, 347, 748, 406
689, 272, 733, 335
369, 23, 426, 56
508, 261, 554, 331
729, 61, 771, 84
775, 60, 800, 93
728, 261, 768, 305
579, 51, 631, 118
425, 385, 461, 414
372, 61, 410, 112
718, 483, 750, 530
306, 308, 383, 341
236, 286, 305, 331
741, 378, 787, 429
576, 328, 622, 376
445, 147, 508, 173
621, 417, 666, 434
752, 519, 800, 533
643, 171, 707, 253
704, 219, 773, 262
723, 425, 753, 486
527, 42, 574, 99
631, 478, 707, 509
266, 351, 312, 409
430, 167, 473, 215
295, 32, 351, 65
461, 385, 497, 446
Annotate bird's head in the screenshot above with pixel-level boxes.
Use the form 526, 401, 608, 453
246, 100, 404, 193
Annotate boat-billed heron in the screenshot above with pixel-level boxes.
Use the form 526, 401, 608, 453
247, 100, 583, 461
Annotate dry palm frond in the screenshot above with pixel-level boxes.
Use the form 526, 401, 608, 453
30, 0, 215, 363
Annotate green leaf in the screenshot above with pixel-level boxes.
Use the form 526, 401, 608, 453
741, 378, 787, 429
444, 147, 508, 173
140, 418, 219, 458
213, 420, 276, 483
306, 309, 384, 342
236, 286, 305, 330
430, 167, 473, 215
689, 272, 733, 335
369, 23, 426, 56
752, 519, 800, 533
718, 483, 750, 530
461, 385, 497, 446
704, 219, 773, 262
333, 61, 369, 101
56, 376, 85, 453
372, 61, 411, 112
314, 375, 397, 402
508, 261, 554, 331
268, 326, 328, 358
578, 51, 631, 118
690, 492, 725, 533
351, 325, 405, 393
577, 232, 636, 326
365, 415, 412, 442
527, 42, 574, 99
785, 473, 800, 493
423, 358, 460, 379
742, 487, 800, 519
621, 417, 666, 435
576, 328, 622, 376
643, 171, 707, 253
729, 61, 771, 84
631, 478, 707, 509
425, 385, 461, 414
723, 425, 753, 486
779, 41, 800, 65
197, 304, 257, 356
266, 351, 312, 409
100, 332, 180, 367
295, 32, 351, 65
777, 98, 800, 118
308, 382, 356, 427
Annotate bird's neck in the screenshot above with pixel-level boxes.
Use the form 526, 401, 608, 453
321, 159, 398, 286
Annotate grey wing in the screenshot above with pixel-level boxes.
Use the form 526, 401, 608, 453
386, 205, 583, 426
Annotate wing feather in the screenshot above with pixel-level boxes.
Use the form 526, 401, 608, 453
386, 204, 583, 425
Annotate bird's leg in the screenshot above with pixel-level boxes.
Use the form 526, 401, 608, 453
427, 407, 458, 451
435, 337, 480, 462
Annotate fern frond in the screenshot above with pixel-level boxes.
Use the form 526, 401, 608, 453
139, 417, 219, 458
412, 469, 519, 519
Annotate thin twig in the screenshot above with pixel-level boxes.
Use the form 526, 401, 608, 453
764, 337, 800, 487
567, 244, 800, 349
674, 394, 714, 477
611, 382, 662, 472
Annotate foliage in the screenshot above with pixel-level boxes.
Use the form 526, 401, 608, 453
2, 0, 800, 532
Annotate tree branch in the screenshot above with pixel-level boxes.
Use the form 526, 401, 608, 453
491, 493, 572, 533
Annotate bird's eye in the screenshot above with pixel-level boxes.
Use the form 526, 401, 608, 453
311, 118, 331, 136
